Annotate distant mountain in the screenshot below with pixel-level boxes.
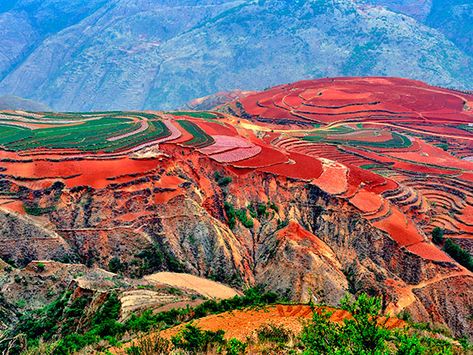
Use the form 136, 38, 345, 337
0, 95, 50, 111
425, 0, 473, 57
185, 90, 255, 111
365, 0, 473, 56
0, 0, 472, 111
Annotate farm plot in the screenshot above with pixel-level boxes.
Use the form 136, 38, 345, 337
302, 130, 412, 149
0, 124, 32, 145
1, 116, 171, 153
177, 120, 215, 148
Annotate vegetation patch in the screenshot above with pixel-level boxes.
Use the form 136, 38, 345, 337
170, 111, 218, 119
178, 120, 215, 148
2, 116, 170, 153
431, 228, 473, 271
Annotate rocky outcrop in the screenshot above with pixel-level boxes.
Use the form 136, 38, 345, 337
408, 275, 473, 339
2, 143, 468, 337
0, 211, 73, 266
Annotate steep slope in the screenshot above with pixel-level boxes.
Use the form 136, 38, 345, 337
363, 0, 433, 21
0, 0, 245, 111
0, 0, 472, 110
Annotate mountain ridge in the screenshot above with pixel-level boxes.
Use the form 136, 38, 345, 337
0, 0, 472, 111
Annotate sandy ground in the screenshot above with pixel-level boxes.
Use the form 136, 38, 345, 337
144, 272, 241, 299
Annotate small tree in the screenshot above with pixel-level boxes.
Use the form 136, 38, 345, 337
443, 239, 473, 271
171, 323, 225, 353
432, 227, 444, 245
108, 257, 123, 273
339, 293, 389, 353
36, 262, 46, 272
300, 293, 389, 353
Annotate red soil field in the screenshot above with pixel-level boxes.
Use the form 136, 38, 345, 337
2, 158, 161, 189
312, 160, 348, 195
232, 145, 288, 168
199, 135, 255, 155
260, 152, 323, 180
0, 200, 25, 215
350, 190, 384, 213
156, 304, 405, 343
371, 207, 424, 247
194, 120, 238, 137
238, 77, 473, 125
406, 242, 452, 263
2, 77, 472, 265
167, 120, 194, 144
210, 146, 262, 163
387, 140, 473, 171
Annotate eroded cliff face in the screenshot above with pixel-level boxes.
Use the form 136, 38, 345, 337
1, 144, 469, 337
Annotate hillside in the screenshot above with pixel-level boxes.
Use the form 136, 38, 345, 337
0, 95, 50, 111
0, 0, 472, 110
365, 0, 473, 56
0, 78, 472, 349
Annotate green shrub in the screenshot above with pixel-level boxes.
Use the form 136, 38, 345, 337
218, 176, 232, 187
226, 338, 247, 355
300, 293, 458, 354
214, 171, 232, 187
276, 219, 289, 230
171, 323, 225, 353
395, 333, 425, 355
108, 257, 123, 273
397, 309, 412, 323
257, 323, 292, 344
300, 293, 389, 354
268, 201, 279, 213
443, 239, 473, 271
125, 334, 171, 355
36, 262, 46, 272
135, 243, 183, 275
224, 202, 236, 229
235, 208, 254, 228
8, 287, 278, 354
256, 203, 268, 218
432, 227, 444, 245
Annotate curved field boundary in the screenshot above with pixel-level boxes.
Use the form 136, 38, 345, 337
0, 124, 32, 145
107, 120, 149, 142
1, 117, 171, 153
177, 119, 215, 148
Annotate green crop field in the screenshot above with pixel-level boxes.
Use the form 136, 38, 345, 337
177, 120, 215, 148
171, 111, 217, 119
302, 128, 411, 149
0, 125, 33, 145
0, 116, 170, 153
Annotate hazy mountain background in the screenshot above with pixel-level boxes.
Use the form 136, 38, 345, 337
0, 95, 51, 111
0, 0, 471, 111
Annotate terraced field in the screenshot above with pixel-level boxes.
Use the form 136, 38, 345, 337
227, 77, 473, 253
1, 79, 473, 256
0, 78, 472, 333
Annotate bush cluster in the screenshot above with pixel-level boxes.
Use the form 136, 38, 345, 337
432, 228, 473, 271
7, 287, 278, 354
